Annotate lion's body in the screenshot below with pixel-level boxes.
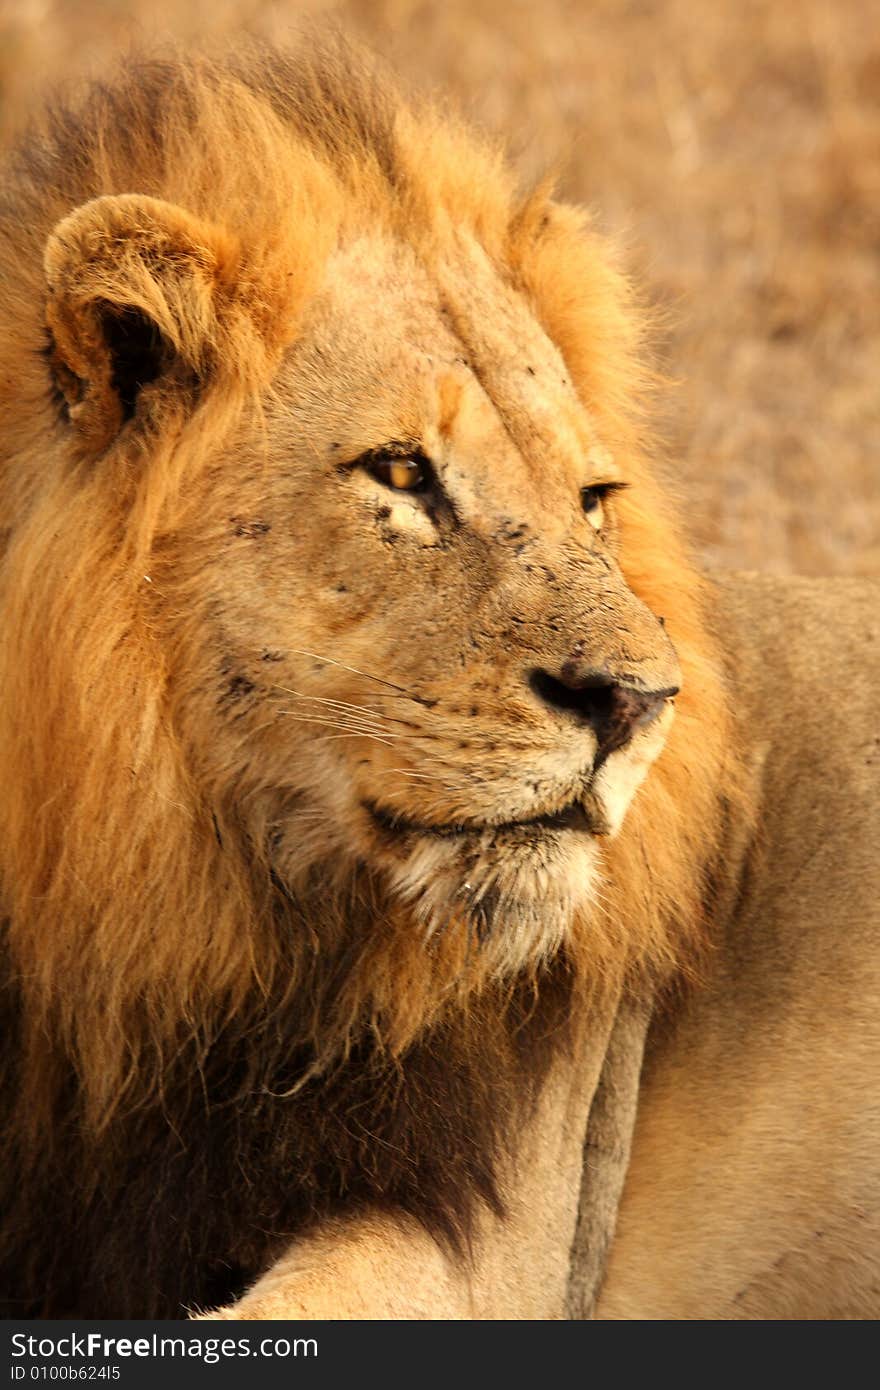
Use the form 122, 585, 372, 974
594, 574, 880, 1319
0, 46, 876, 1320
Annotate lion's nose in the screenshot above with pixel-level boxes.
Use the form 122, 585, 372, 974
528, 666, 678, 764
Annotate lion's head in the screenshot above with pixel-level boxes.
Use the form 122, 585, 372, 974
0, 46, 732, 1130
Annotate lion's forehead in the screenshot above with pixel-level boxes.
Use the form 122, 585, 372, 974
281, 233, 604, 518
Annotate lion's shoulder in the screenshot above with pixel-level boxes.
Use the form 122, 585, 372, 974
711, 569, 880, 909
712, 570, 880, 778
596, 568, 880, 1319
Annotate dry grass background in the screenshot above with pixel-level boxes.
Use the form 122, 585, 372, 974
1, 0, 877, 576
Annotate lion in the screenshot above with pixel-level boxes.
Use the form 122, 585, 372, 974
0, 43, 877, 1320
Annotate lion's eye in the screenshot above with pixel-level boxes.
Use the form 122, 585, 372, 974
581, 482, 626, 532
581, 486, 607, 531
368, 456, 428, 492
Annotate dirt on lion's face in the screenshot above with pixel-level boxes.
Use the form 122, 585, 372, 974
157, 232, 680, 974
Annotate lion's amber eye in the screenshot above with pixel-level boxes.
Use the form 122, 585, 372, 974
369, 457, 428, 492
580, 486, 606, 531
580, 481, 626, 532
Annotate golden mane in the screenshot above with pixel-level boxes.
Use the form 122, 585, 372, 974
0, 43, 742, 1314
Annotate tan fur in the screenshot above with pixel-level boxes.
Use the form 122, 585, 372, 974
594, 574, 880, 1320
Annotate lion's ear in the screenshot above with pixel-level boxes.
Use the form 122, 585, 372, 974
44, 194, 241, 451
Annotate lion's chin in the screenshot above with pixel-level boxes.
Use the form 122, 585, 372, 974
381, 824, 603, 978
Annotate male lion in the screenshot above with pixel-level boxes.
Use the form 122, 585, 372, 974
0, 45, 877, 1321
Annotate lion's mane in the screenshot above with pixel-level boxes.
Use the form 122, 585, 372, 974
0, 43, 739, 1316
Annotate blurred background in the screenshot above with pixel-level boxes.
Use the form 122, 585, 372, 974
1, 0, 877, 576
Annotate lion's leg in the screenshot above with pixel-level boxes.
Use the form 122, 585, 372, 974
195, 991, 623, 1321
193, 1214, 474, 1320
566, 995, 653, 1318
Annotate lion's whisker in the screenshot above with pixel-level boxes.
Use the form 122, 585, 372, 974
276, 708, 394, 733
285, 648, 428, 705
323, 733, 397, 747
277, 711, 400, 748
271, 687, 420, 730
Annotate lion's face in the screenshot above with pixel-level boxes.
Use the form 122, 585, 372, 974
161, 233, 680, 970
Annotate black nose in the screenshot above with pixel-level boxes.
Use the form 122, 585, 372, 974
528, 666, 678, 764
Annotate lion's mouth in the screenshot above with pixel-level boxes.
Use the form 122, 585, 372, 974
365, 794, 611, 840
